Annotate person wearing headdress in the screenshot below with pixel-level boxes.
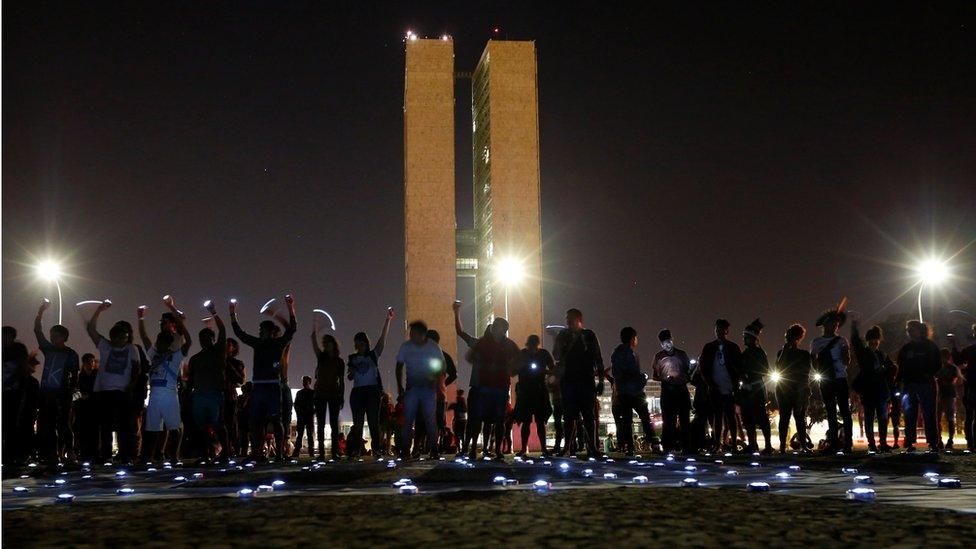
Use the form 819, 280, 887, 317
651, 329, 692, 454
948, 324, 976, 452
810, 306, 853, 454
738, 319, 773, 454
895, 320, 942, 453
696, 319, 742, 453
850, 317, 896, 452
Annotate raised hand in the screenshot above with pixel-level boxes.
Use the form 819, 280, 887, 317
452, 300, 462, 313
386, 307, 395, 321
137, 305, 148, 320
38, 299, 51, 315
97, 300, 113, 312
229, 299, 238, 316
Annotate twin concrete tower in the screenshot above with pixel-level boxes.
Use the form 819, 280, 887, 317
403, 37, 543, 360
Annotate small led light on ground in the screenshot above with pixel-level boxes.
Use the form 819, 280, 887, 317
842, 467, 858, 474
938, 478, 962, 488
714, 460, 724, 464
147, 467, 157, 473
558, 462, 570, 471
82, 474, 93, 480
272, 480, 286, 489
256, 485, 273, 492
56, 493, 75, 503
193, 473, 204, 479
726, 470, 739, 476
387, 461, 397, 469
750, 462, 761, 468
532, 480, 551, 492
748, 482, 770, 492
653, 462, 665, 467
582, 469, 594, 477
788, 465, 801, 471
493, 476, 508, 485
238, 488, 255, 498
923, 472, 939, 480
775, 472, 790, 479
54, 479, 67, 485
173, 476, 187, 482
13, 487, 29, 493
393, 478, 413, 487
603, 473, 617, 480
853, 475, 874, 484
847, 487, 876, 501
684, 465, 697, 472
543, 460, 552, 466
681, 478, 699, 487
632, 475, 649, 484
117, 488, 135, 496
398, 485, 420, 495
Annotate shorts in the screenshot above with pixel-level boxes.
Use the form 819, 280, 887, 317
561, 381, 595, 418
145, 390, 181, 432
473, 386, 509, 423
192, 389, 224, 430
513, 386, 553, 423
250, 381, 282, 426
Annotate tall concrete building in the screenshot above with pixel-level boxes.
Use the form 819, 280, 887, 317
403, 37, 457, 360
404, 37, 542, 357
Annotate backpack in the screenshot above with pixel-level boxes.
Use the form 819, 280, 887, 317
816, 337, 841, 381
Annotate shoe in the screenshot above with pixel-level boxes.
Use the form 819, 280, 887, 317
878, 443, 891, 453
892, 442, 900, 450
868, 445, 878, 453
904, 444, 916, 453
946, 440, 954, 450
761, 447, 773, 456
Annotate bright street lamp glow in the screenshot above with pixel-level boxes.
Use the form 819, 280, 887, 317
496, 258, 525, 287
769, 370, 781, 384
36, 260, 62, 281
916, 259, 949, 285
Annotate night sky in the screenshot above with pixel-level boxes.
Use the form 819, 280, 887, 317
4, 3, 975, 404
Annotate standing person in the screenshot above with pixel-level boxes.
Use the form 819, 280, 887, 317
311, 326, 345, 461
553, 308, 605, 458
452, 302, 520, 460
230, 295, 296, 462
138, 300, 191, 463
85, 302, 142, 464
651, 329, 692, 454
949, 325, 976, 452
738, 319, 773, 455
774, 324, 813, 453
293, 376, 315, 458
448, 388, 467, 454
2, 326, 31, 464
935, 348, 961, 450
346, 308, 394, 458
513, 335, 554, 457
280, 343, 294, 458
896, 320, 941, 453
696, 319, 742, 453
810, 309, 854, 454
427, 329, 458, 455
74, 353, 99, 460
611, 327, 659, 456
395, 320, 447, 459
186, 301, 227, 462
236, 381, 252, 458
546, 366, 565, 455
223, 338, 245, 457
850, 319, 896, 452
33, 300, 80, 463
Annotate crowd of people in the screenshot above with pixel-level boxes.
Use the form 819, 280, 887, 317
2, 294, 974, 468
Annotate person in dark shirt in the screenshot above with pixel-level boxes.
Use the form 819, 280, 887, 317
224, 338, 246, 457
428, 329, 457, 455
230, 294, 296, 462
346, 308, 394, 458
611, 327, 658, 456
312, 327, 344, 461
236, 381, 252, 458
775, 324, 813, 453
448, 388, 467, 454
3, 326, 31, 464
935, 348, 961, 450
33, 300, 80, 463
553, 308, 605, 458
896, 320, 942, 453
187, 301, 227, 462
293, 375, 315, 457
74, 353, 100, 460
738, 319, 773, 455
850, 318, 896, 452
810, 308, 853, 454
513, 335, 554, 457
651, 329, 692, 454
948, 324, 976, 452
695, 318, 742, 453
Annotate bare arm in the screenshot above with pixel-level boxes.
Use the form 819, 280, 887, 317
34, 301, 52, 349
452, 301, 477, 347
86, 302, 111, 345
165, 299, 192, 355
374, 308, 395, 357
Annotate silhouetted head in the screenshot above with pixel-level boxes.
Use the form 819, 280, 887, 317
302, 375, 312, 388
785, 324, 806, 345
526, 334, 541, 351
714, 318, 730, 341
566, 308, 583, 330
259, 320, 277, 340
50, 325, 69, 347
227, 338, 239, 357
109, 321, 133, 347
620, 326, 638, 347
354, 331, 370, 353
490, 318, 509, 341
408, 321, 428, 345
2, 326, 15, 346
199, 328, 216, 349
906, 320, 926, 341
154, 330, 175, 353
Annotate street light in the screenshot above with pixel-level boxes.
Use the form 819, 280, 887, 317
915, 259, 950, 322
35, 260, 63, 324
495, 258, 524, 321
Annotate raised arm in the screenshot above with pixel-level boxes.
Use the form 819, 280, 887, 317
34, 300, 52, 349
280, 294, 297, 342
86, 301, 111, 345
444, 353, 458, 387
229, 300, 260, 347
374, 308, 395, 357
137, 307, 153, 349
310, 318, 323, 359
164, 297, 192, 354
452, 300, 477, 347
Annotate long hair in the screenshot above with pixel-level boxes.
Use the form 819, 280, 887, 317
321, 334, 340, 359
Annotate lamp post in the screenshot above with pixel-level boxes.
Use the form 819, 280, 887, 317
915, 259, 949, 323
496, 258, 524, 322
36, 260, 63, 325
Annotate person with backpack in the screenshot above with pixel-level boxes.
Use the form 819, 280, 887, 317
810, 308, 853, 454
552, 308, 605, 458
346, 308, 394, 458
738, 319, 773, 454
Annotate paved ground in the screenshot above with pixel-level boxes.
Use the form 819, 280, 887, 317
4, 451, 976, 547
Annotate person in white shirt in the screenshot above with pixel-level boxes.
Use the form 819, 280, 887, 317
138, 299, 191, 462
810, 308, 853, 454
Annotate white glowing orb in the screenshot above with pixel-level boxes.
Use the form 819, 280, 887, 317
36, 260, 62, 281
916, 259, 949, 285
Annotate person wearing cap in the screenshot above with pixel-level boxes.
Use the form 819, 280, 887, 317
775, 324, 813, 453
948, 324, 976, 452
850, 317, 896, 452
651, 329, 691, 454
896, 320, 941, 453
738, 319, 773, 455
229, 294, 297, 462
810, 308, 853, 454
695, 318, 742, 453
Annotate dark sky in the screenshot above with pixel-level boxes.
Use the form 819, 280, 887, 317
4, 2, 975, 399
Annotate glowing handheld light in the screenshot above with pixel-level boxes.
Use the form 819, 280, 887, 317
775, 472, 790, 480
259, 299, 276, 314
75, 300, 104, 307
